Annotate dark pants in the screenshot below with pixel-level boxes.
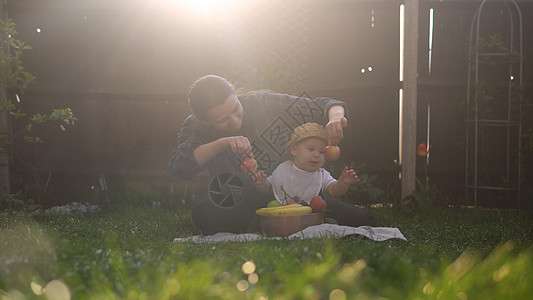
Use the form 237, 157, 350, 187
322, 194, 378, 227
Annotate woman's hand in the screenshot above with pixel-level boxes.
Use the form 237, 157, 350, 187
223, 136, 254, 158
193, 135, 252, 166
339, 167, 359, 185
326, 105, 347, 146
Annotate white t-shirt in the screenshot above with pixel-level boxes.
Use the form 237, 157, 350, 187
269, 160, 336, 204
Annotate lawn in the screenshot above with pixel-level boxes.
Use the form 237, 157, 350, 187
1, 195, 532, 299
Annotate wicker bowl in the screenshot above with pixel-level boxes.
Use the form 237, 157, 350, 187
258, 212, 324, 237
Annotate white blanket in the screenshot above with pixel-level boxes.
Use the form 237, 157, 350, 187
173, 224, 407, 243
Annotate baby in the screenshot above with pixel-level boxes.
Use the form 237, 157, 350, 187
252, 122, 359, 204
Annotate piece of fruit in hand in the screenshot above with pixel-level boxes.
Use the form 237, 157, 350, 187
240, 157, 258, 175
324, 145, 341, 161
310, 195, 327, 212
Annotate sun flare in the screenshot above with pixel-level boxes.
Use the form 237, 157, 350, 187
163, 0, 247, 14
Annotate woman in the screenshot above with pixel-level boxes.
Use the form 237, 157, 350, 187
169, 75, 375, 234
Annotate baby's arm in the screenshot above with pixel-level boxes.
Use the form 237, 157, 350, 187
252, 171, 272, 196
326, 167, 359, 198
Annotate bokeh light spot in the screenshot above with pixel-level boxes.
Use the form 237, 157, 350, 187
355, 259, 367, 270
31, 282, 44, 295
446, 252, 477, 281
422, 281, 435, 295
242, 261, 256, 274
44, 280, 71, 300
329, 288, 346, 300
457, 291, 468, 300
248, 273, 259, 284
164, 278, 181, 296
493, 264, 510, 282
236, 279, 249, 292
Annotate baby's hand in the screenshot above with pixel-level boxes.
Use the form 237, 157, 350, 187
252, 170, 268, 186
340, 167, 359, 185
252, 170, 271, 195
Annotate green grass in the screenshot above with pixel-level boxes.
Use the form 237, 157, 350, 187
1, 198, 532, 299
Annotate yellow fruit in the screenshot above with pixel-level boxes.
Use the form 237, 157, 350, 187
255, 205, 312, 216
256, 204, 301, 213
275, 206, 312, 216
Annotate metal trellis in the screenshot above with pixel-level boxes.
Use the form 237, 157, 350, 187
465, 0, 523, 207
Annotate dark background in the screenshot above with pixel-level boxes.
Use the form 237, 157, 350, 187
6, 0, 533, 208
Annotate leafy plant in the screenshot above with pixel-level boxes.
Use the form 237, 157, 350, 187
332, 163, 384, 205
468, 34, 520, 65
464, 33, 533, 207
412, 143, 438, 209
0, 19, 34, 92
0, 19, 77, 154
413, 178, 438, 208
0, 191, 40, 212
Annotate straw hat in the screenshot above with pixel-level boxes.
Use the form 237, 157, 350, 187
286, 122, 329, 151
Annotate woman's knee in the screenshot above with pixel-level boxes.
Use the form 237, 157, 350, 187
191, 202, 214, 234
191, 200, 255, 235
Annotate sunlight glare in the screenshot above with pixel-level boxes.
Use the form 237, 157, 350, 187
398, 88, 403, 168
428, 8, 434, 75
164, 0, 246, 14
399, 4, 405, 82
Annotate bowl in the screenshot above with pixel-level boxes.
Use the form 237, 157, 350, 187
258, 212, 324, 237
